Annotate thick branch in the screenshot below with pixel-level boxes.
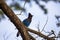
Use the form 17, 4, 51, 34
0, 0, 30, 40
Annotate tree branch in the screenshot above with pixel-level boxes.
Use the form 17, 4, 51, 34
0, 0, 55, 40
27, 28, 55, 40
0, 0, 31, 40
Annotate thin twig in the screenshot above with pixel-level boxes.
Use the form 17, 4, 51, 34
41, 16, 48, 32
16, 1, 26, 15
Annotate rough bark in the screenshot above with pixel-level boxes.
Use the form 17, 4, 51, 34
0, 0, 55, 40
0, 0, 31, 40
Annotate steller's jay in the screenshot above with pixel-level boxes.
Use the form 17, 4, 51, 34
17, 13, 33, 37
23, 13, 33, 27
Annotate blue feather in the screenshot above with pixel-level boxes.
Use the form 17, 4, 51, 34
23, 19, 31, 27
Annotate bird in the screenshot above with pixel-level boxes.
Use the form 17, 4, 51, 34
23, 13, 33, 27
17, 13, 33, 37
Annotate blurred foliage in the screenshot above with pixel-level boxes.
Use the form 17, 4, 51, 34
55, 15, 60, 21
42, 0, 60, 3
56, 22, 60, 27
20, 0, 31, 3
33, 0, 48, 14
55, 15, 60, 27
0, 0, 60, 21
58, 31, 60, 38
42, 0, 49, 3
10, 2, 25, 11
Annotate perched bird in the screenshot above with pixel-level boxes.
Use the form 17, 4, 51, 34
17, 13, 33, 37
23, 13, 33, 27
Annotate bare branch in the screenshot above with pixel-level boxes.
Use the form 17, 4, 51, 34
27, 28, 55, 40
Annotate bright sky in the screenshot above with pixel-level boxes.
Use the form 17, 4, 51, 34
0, 0, 60, 40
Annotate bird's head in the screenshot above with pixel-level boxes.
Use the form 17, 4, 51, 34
28, 13, 33, 18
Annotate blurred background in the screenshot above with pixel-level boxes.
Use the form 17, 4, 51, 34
0, 0, 60, 40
